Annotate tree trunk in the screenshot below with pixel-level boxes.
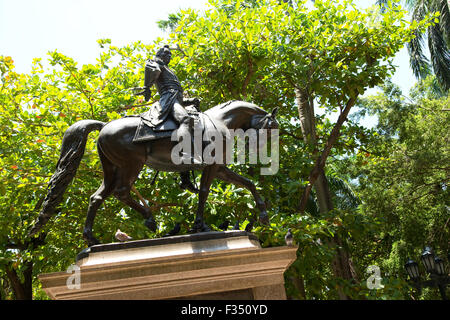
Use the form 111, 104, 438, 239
295, 88, 333, 211
0, 277, 6, 300
295, 87, 354, 300
289, 275, 307, 299
5, 262, 33, 300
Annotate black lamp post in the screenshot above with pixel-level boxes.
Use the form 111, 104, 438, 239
405, 259, 420, 281
404, 246, 449, 300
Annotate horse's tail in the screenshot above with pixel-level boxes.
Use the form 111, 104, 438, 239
28, 120, 105, 237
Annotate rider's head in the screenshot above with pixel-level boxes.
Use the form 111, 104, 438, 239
155, 45, 171, 65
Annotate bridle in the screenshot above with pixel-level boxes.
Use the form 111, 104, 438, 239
251, 107, 279, 130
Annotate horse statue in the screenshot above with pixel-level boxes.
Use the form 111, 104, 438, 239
28, 100, 279, 246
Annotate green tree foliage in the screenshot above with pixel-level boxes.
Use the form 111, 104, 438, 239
172, 0, 427, 107
0, 0, 437, 299
338, 78, 449, 299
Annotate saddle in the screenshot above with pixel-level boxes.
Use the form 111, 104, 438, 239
132, 104, 227, 143
132, 111, 178, 143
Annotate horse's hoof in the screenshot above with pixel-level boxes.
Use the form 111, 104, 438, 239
188, 225, 201, 233
89, 239, 101, 247
144, 218, 157, 232
189, 222, 210, 233
163, 223, 181, 237
83, 230, 101, 247
201, 224, 211, 232
85, 237, 100, 247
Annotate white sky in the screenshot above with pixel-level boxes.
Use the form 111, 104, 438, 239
0, 0, 208, 71
0, 0, 415, 98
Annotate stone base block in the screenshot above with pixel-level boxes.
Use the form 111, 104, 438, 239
38, 231, 297, 300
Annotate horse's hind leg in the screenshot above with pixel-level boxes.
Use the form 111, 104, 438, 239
83, 152, 116, 246
113, 165, 157, 232
215, 166, 269, 227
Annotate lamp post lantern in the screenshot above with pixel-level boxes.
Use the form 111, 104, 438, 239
404, 246, 449, 300
434, 257, 446, 276
421, 247, 436, 274
405, 259, 420, 281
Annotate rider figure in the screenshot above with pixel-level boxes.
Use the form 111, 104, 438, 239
139, 45, 199, 193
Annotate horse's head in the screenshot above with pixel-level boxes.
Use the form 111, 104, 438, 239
250, 107, 279, 130
246, 107, 279, 156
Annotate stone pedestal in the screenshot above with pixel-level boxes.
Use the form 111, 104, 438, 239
38, 231, 297, 300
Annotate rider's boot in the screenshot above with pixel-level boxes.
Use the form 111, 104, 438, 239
177, 116, 202, 165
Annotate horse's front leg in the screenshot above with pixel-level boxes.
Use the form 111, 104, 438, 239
191, 165, 219, 233
216, 166, 269, 226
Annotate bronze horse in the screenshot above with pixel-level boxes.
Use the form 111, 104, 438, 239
28, 101, 278, 246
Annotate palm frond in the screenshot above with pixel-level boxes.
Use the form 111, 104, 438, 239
306, 190, 320, 217
434, 0, 450, 44
430, 75, 447, 97
407, 31, 432, 79
404, 0, 428, 12
327, 176, 361, 210
408, 1, 433, 79
427, 23, 450, 90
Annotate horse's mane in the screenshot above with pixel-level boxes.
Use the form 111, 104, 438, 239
205, 100, 268, 116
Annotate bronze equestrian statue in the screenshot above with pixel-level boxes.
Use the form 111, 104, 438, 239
28, 46, 279, 247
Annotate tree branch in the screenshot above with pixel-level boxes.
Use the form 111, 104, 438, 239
241, 56, 254, 96
298, 96, 357, 213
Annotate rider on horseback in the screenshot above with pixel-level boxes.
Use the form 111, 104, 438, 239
138, 45, 199, 193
